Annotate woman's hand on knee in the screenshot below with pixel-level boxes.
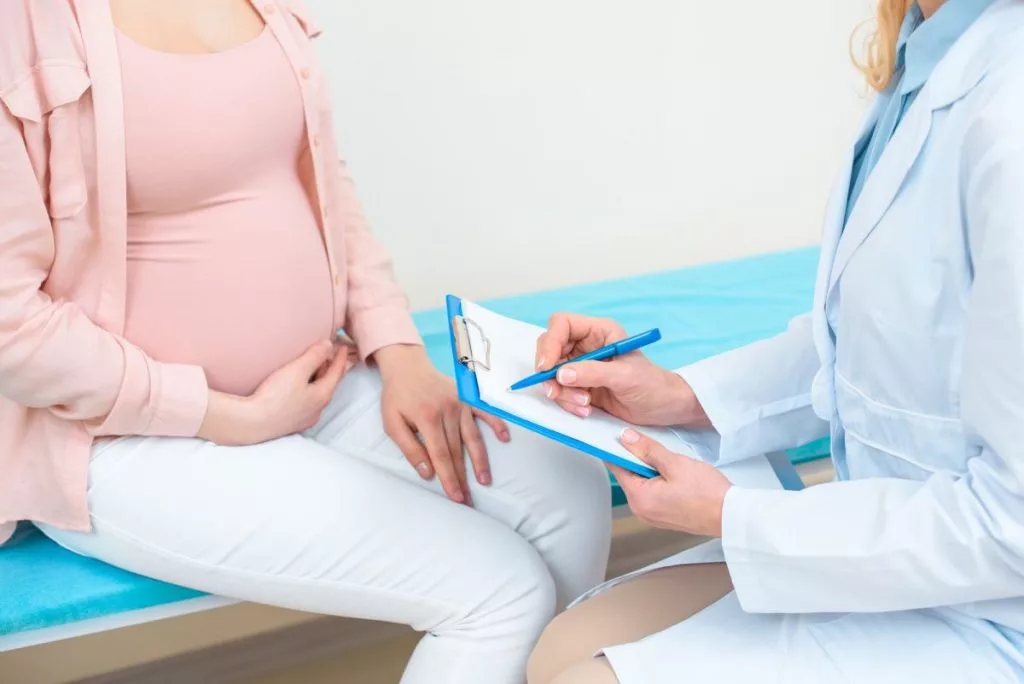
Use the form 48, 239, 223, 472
375, 344, 509, 505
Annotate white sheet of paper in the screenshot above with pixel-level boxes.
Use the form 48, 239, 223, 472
462, 300, 722, 474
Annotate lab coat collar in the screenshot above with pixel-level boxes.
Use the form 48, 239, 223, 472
825, 0, 1023, 297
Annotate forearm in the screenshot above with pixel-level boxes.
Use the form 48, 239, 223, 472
659, 369, 712, 428
372, 343, 430, 381
1, 110, 208, 438
197, 390, 258, 445
723, 466, 1024, 614
675, 314, 827, 464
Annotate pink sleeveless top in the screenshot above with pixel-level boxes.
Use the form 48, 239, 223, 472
117, 27, 335, 396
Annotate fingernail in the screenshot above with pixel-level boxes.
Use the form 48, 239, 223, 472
416, 462, 432, 477
479, 471, 492, 485
536, 357, 546, 370
573, 392, 589, 406
500, 431, 510, 442
544, 383, 555, 398
575, 406, 591, 417
620, 428, 640, 444
453, 489, 465, 503
558, 368, 577, 384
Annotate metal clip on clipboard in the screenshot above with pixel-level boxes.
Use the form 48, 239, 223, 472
452, 315, 491, 372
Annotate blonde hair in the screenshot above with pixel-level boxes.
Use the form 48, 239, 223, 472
854, 0, 912, 92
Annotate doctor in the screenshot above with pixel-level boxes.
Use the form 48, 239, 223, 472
526, 0, 1024, 682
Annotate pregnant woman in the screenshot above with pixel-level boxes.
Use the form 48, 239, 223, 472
0, 2, 611, 682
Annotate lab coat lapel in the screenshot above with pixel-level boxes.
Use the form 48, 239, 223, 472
810, 101, 880, 386
825, 0, 1017, 297
826, 101, 932, 296
815, 101, 881, 307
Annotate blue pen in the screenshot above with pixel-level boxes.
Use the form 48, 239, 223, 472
509, 328, 662, 391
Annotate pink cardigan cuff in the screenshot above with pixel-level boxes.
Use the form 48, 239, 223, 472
91, 342, 209, 438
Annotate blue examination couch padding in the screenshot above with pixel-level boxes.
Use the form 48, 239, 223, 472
0, 247, 828, 639
0, 524, 203, 636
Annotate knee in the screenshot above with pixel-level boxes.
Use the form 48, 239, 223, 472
546, 658, 620, 684
501, 544, 559, 635
527, 607, 591, 684
558, 451, 615, 523
493, 543, 558, 635
437, 535, 557, 642
568, 448, 615, 497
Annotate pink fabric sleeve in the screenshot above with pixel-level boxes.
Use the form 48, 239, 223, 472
0, 105, 208, 438
333, 158, 423, 358
316, 81, 422, 359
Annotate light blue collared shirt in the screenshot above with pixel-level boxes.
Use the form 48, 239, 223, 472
845, 0, 996, 223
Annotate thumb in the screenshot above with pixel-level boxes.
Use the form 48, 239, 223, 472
618, 428, 673, 475
556, 359, 625, 391
296, 340, 335, 374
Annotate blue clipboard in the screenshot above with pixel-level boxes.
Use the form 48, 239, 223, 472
447, 295, 657, 479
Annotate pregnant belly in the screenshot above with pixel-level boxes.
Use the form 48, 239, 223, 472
124, 199, 336, 397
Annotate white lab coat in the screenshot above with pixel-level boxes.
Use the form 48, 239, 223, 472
594, 2, 1024, 681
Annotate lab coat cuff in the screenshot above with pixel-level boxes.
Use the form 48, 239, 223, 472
676, 362, 757, 466
721, 485, 798, 614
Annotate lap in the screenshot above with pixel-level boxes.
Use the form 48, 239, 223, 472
528, 563, 732, 684
533, 561, 1022, 684
39, 367, 609, 620
602, 590, 1021, 684
549, 658, 618, 684
307, 366, 611, 532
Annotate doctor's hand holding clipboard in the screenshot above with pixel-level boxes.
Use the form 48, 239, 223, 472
533, 313, 732, 538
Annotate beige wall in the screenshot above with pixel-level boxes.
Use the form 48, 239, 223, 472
309, 0, 875, 308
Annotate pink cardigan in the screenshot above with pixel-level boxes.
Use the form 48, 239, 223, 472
0, 0, 422, 543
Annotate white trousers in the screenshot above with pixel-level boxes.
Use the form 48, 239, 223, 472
39, 366, 613, 684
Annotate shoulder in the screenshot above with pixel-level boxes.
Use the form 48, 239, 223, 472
962, 52, 1024, 169
958, 46, 1024, 250
276, 0, 323, 38
0, 0, 88, 122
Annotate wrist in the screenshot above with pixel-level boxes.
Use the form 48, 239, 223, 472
666, 371, 711, 428
197, 391, 259, 445
372, 344, 429, 380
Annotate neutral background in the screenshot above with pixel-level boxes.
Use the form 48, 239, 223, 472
310, 0, 875, 309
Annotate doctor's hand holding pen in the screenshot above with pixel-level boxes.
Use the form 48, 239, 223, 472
535, 313, 732, 537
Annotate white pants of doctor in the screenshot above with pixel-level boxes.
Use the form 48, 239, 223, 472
38, 366, 613, 684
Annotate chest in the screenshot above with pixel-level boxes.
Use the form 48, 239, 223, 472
117, 30, 308, 214
820, 104, 980, 475
108, 0, 267, 54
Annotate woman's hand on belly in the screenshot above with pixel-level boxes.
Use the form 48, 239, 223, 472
374, 345, 510, 506
198, 340, 348, 445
